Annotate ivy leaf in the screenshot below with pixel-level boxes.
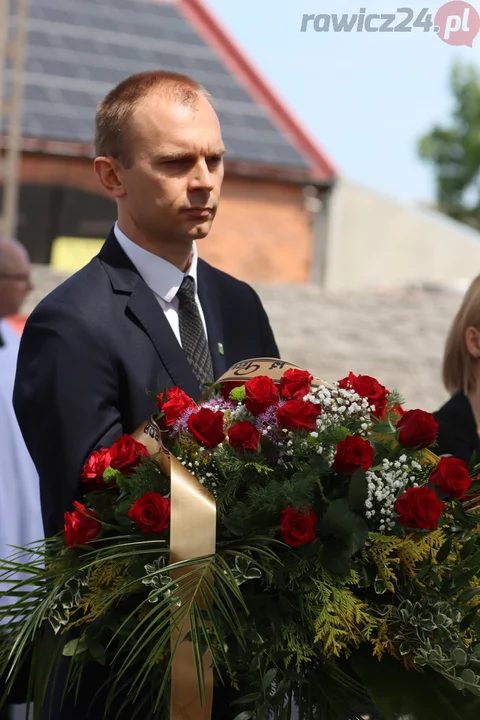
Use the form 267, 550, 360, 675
261, 668, 277, 690
231, 693, 262, 705
436, 534, 454, 564
460, 607, 479, 632
348, 469, 368, 514
62, 638, 88, 657
453, 501, 471, 525
453, 648, 468, 666
461, 535, 478, 559
371, 422, 394, 434
468, 451, 479, 475
318, 500, 368, 543
457, 587, 480, 604
461, 669, 478, 686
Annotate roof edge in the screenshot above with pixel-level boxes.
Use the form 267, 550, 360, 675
6, 136, 332, 185
175, 0, 336, 183
224, 159, 333, 187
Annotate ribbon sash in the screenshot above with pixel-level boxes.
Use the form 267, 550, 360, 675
132, 417, 216, 720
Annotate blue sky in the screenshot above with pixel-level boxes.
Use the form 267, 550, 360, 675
206, 0, 479, 204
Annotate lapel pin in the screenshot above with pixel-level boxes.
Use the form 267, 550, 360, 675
218, 342, 224, 355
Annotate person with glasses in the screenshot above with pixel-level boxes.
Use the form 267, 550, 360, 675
0, 238, 43, 720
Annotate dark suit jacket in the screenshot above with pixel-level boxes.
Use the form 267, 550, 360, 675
433, 391, 480, 466
14, 230, 279, 539
13, 230, 279, 720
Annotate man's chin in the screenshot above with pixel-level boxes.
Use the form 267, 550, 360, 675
187, 219, 214, 239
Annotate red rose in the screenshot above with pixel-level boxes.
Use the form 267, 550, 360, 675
188, 407, 225, 448
394, 486, 444, 530
81, 447, 112, 488
156, 386, 195, 427
429, 457, 472, 499
277, 400, 321, 431
244, 376, 279, 415
279, 368, 313, 400
228, 421, 260, 452
338, 372, 389, 418
64, 501, 101, 547
397, 409, 439, 449
333, 435, 374, 475
280, 506, 317, 547
109, 434, 150, 474
128, 492, 170, 534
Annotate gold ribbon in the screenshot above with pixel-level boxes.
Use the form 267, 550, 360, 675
130, 358, 438, 719
132, 417, 216, 720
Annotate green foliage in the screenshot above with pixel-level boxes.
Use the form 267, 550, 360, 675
418, 60, 480, 230
3, 377, 480, 719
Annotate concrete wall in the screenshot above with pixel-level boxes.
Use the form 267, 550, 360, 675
324, 178, 480, 292
23, 265, 464, 413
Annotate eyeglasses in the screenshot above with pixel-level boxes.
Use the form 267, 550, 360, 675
0, 273, 32, 283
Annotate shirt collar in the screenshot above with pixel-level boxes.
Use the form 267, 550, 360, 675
114, 221, 198, 303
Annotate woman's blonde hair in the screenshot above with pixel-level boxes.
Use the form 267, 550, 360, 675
443, 275, 480, 395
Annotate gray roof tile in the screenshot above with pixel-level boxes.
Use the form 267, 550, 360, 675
9, 0, 312, 171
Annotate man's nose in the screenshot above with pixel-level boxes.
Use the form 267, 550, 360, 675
189, 160, 215, 191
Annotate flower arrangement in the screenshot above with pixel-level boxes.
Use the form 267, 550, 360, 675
1, 359, 480, 720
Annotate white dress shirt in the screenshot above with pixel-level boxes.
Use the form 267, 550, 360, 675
0, 319, 44, 614
114, 222, 207, 344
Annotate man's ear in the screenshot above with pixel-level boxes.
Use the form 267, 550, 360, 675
465, 326, 480, 359
93, 157, 126, 198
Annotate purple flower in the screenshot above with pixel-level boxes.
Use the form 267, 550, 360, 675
201, 398, 236, 413
252, 401, 286, 444
171, 406, 196, 437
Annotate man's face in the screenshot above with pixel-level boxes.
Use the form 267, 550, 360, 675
116, 92, 225, 249
0, 246, 32, 318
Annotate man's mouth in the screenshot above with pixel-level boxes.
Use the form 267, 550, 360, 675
182, 207, 213, 218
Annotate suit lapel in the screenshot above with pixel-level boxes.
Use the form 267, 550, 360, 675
99, 231, 203, 400
127, 282, 202, 400
197, 260, 228, 381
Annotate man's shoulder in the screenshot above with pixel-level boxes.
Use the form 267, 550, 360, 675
28, 257, 108, 321
199, 258, 259, 299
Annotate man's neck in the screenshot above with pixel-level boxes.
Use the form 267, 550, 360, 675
116, 221, 193, 272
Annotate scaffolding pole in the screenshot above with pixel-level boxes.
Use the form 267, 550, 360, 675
0, 0, 28, 238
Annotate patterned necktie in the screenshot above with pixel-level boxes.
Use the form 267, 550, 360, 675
177, 275, 214, 388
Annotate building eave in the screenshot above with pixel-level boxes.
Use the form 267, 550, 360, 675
3, 136, 334, 187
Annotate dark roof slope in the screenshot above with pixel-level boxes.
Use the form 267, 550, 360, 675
11, 0, 335, 182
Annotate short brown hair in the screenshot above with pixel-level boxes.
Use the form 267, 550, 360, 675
94, 70, 212, 167
442, 275, 480, 395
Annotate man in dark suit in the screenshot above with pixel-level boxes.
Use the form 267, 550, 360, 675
13, 70, 279, 719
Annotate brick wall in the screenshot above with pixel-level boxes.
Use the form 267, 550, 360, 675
18, 152, 314, 283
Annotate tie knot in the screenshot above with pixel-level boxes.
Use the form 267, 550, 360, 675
177, 274, 196, 304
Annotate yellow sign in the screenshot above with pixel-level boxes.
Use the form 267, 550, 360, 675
50, 236, 104, 272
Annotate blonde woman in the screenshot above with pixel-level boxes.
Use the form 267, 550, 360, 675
434, 275, 480, 464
